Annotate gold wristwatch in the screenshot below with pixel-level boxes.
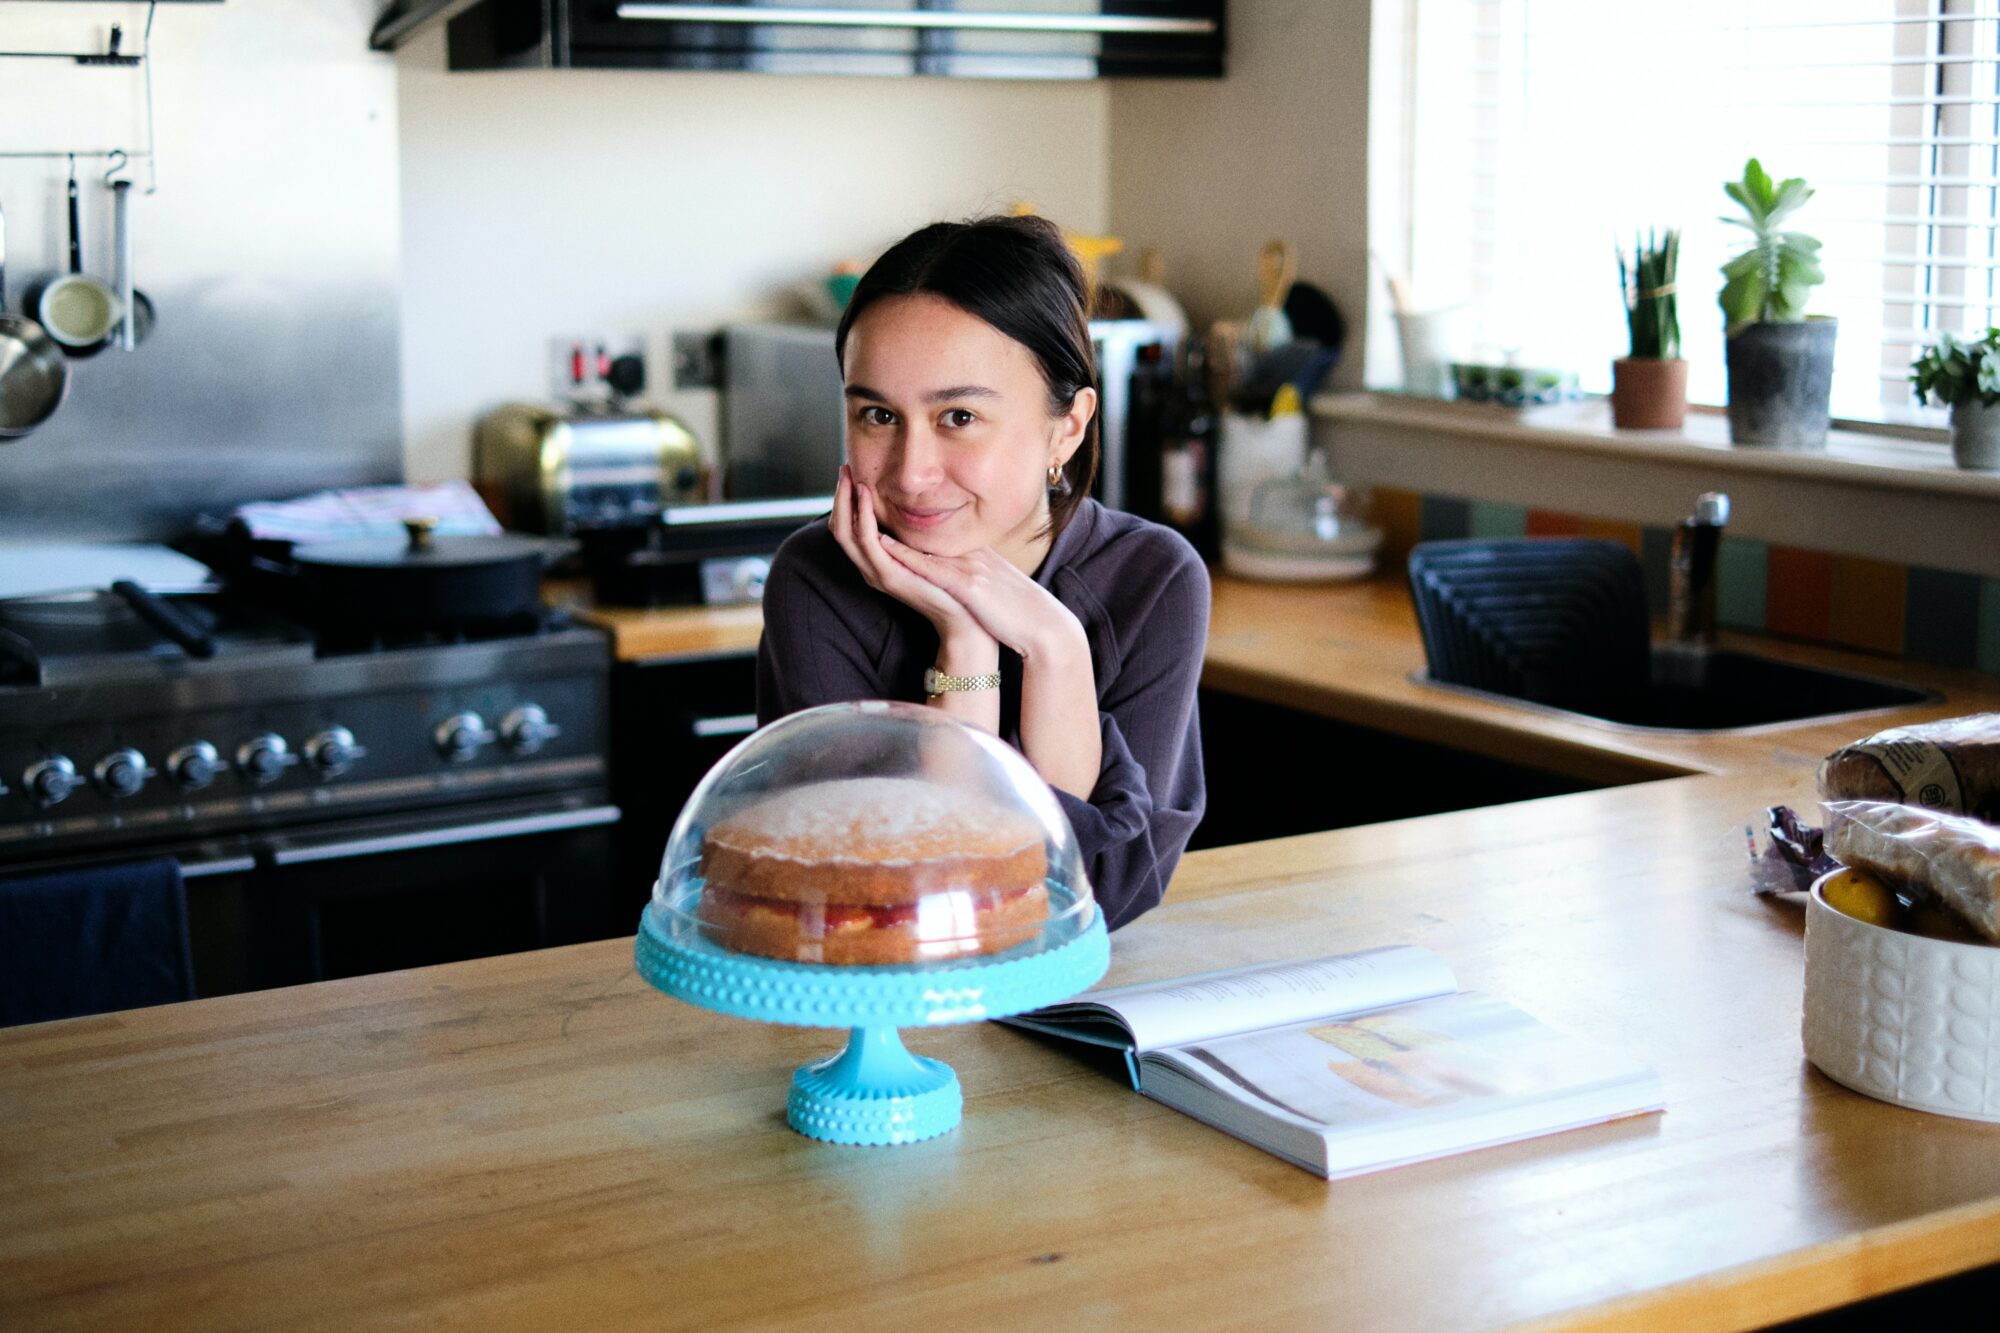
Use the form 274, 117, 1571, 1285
924, 666, 1001, 695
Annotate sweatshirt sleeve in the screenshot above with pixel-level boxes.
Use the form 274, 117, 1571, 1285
756, 525, 889, 725
1051, 549, 1210, 931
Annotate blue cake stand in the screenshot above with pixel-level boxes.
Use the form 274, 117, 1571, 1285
635, 878, 1109, 1146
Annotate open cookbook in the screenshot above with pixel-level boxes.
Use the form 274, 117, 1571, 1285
1003, 946, 1663, 1180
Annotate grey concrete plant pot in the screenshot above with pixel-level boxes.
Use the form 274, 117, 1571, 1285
1725, 316, 1838, 448
1951, 399, 2000, 471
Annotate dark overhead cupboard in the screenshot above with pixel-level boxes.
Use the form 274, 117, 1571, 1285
372, 1, 1225, 79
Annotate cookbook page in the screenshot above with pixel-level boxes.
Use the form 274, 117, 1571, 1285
1145, 991, 1661, 1154
1016, 946, 1457, 1053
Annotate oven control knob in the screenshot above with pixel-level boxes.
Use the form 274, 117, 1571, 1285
24, 757, 78, 808
305, 727, 367, 777
499, 705, 561, 755
92, 748, 154, 799
168, 742, 223, 791
434, 712, 497, 763
236, 734, 299, 786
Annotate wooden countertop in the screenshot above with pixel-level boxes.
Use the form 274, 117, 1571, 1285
7, 769, 2000, 1331
563, 572, 2000, 787
5, 578, 1998, 1330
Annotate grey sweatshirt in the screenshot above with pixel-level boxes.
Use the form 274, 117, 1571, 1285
756, 498, 1209, 930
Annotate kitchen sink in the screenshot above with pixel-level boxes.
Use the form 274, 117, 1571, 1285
1416, 646, 1942, 734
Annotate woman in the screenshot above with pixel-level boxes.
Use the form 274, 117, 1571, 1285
756, 214, 1208, 930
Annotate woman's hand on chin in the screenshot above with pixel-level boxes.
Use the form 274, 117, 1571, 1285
831, 466, 992, 649
876, 528, 1086, 667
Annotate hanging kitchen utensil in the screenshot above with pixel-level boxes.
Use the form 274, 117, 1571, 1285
1247, 239, 1296, 356
0, 201, 71, 441
290, 516, 572, 633
29, 169, 123, 359
109, 178, 154, 349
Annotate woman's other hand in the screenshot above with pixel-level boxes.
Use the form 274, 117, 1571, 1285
877, 528, 1100, 799
876, 531, 1086, 667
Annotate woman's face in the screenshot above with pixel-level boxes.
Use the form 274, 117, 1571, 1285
841, 293, 1093, 569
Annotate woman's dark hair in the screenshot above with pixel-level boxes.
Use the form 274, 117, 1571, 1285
835, 214, 1099, 539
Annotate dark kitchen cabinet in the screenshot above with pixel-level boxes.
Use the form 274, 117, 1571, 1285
1189, 689, 1607, 851
606, 661, 1611, 908
412, 0, 1226, 79
608, 651, 759, 924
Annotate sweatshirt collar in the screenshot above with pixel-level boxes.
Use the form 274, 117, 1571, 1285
1033, 497, 1099, 589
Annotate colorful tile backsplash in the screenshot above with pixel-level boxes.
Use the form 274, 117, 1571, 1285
1374, 487, 2000, 673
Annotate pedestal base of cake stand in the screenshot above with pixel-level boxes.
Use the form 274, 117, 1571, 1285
787, 1026, 962, 1144
634, 880, 1110, 1147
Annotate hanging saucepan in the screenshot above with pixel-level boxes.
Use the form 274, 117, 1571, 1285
110, 179, 155, 349
290, 517, 566, 633
28, 175, 123, 359
0, 201, 71, 441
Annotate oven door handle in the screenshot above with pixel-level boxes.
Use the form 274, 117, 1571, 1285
269, 804, 621, 866
691, 712, 758, 739
178, 853, 259, 880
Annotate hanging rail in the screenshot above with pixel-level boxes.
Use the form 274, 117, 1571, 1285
0, 7, 162, 191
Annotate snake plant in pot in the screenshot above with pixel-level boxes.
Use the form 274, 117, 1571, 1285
1911, 329, 2000, 470
1719, 159, 1834, 448
1613, 229, 1685, 428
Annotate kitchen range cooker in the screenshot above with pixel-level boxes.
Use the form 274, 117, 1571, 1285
0, 571, 618, 997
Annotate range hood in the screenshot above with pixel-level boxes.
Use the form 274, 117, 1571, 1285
372, 1, 1224, 79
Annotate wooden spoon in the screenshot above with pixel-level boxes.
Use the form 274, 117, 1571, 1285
1248, 239, 1297, 354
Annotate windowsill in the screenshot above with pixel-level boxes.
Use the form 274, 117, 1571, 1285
1310, 392, 2000, 501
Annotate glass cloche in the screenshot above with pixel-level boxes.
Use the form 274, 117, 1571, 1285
634, 702, 1110, 1144
649, 700, 1098, 970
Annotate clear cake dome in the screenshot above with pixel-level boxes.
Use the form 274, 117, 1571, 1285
651, 701, 1096, 968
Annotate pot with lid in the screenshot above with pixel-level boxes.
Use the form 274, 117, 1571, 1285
293, 517, 569, 633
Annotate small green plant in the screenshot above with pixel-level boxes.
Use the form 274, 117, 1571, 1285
1910, 328, 2000, 408
1718, 158, 1824, 333
1618, 229, 1681, 359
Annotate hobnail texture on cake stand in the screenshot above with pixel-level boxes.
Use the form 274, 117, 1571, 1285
635, 880, 1110, 1145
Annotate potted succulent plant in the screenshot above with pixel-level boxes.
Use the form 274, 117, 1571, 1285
1613, 229, 1685, 428
1719, 159, 1835, 448
1910, 329, 2000, 470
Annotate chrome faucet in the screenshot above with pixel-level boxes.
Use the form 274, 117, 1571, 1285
1667, 491, 1730, 648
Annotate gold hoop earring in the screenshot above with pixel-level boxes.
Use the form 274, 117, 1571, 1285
1047, 462, 1064, 488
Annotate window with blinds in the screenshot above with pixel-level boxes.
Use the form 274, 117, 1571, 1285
1367, 0, 2000, 427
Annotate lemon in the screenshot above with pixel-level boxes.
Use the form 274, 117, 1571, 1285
1821, 868, 1902, 928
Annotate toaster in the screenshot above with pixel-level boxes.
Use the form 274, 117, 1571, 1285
473, 402, 705, 534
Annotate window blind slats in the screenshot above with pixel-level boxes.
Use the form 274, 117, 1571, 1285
1884, 293, 2000, 312
1465, 16, 2000, 40
1382, 0, 2000, 424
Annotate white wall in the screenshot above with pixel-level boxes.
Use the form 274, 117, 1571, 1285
396, 30, 1110, 481
0, 0, 403, 541
1106, 0, 1372, 389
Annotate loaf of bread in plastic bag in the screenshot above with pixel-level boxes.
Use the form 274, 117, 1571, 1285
1826, 800, 2000, 941
1817, 714, 2000, 825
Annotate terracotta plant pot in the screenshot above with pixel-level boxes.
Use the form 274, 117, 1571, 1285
1951, 399, 2000, 471
1610, 357, 1689, 429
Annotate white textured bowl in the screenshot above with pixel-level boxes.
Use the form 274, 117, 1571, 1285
1803, 874, 2000, 1121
